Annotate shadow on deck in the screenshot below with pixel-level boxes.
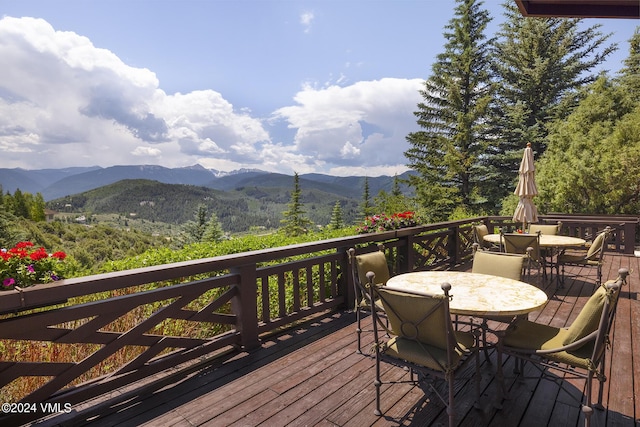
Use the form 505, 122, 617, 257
34, 254, 640, 427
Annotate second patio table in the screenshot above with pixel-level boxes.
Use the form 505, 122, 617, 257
385, 271, 548, 317
482, 233, 586, 248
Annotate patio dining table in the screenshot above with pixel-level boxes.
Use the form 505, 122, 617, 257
385, 271, 548, 317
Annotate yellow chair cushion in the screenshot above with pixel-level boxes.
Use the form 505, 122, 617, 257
356, 251, 390, 285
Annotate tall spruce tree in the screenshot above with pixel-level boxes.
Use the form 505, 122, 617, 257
405, 0, 494, 221
618, 28, 640, 102
360, 177, 373, 217
280, 172, 312, 236
489, 2, 615, 204
328, 201, 344, 230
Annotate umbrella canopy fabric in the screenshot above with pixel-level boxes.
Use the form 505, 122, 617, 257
513, 143, 538, 226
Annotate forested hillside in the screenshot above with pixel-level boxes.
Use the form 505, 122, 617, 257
45, 179, 362, 232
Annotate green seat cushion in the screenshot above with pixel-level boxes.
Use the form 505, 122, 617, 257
502, 320, 592, 369
383, 330, 474, 371
356, 251, 390, 285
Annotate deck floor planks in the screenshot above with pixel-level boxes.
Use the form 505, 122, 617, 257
33, 253, 639, 427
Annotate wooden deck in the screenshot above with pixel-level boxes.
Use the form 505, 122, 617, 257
35, 253, 639, 427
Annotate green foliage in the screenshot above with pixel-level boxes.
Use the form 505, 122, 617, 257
2, 189, 46, 221
405, 0, 495, 221
0, 217, 170, 276
618, 28, 640, 103
536, 76, 640, 214
103, 227, 357, 273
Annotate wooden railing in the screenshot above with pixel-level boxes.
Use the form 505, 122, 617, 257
0, 214, 636, 424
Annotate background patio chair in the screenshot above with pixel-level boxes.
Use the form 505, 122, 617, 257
529, 221, 562, 277
500, 231, 546, 281
369, 279, 480, 427
471, 246, 527, 358
555, 226, 612, 287
529, 221, 562, 235
348, 245, 390, 354
473, 224, 498, 251
495, 268, 628, 427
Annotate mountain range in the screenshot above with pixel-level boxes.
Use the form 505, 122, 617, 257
0, 165, 415, 232
0, 164, 413, 201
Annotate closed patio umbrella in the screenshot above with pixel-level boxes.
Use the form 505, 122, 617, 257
513, 142, 538, 230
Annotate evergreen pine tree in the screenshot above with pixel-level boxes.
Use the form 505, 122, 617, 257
30, 193, 46, 222
405, 0, 494, 221
280, 172, 312, 236
202, 211, 225, 242
12, 189, 30, 219
329, 201, 344, 230
619, 28, 640, 102
489, 3, 615, 205
183, 204, 209, 244
360, 177, 373, 217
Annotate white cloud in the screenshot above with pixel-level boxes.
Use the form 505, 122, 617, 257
0, 16, 423, 177
0, 16, 272, 170
272, 78, 423, 171
300, 11, 314, 33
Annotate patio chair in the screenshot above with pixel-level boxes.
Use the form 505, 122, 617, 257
473, 224, 498, 251
529, 222, 562, 276
555, 226, 612, 287
348, 245, 390, 354
471, 247, 527, 359
496, 268, 628, 427
529, 221, 562, 235
500, 231, 546, 281
369, 276, 480, 427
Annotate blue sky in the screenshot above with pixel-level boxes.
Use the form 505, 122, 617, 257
1, 1, 638, 176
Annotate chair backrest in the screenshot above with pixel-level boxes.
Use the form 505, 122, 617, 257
585, 227, 611, 261
474, 224, 490, 248
471, 250, 525, 281
354, 250, 390, 286
561, 269, 627, 359
348, 247, 390, 306
501, 231, 542, 261
374, 285, 454, 350
529, 223, 561, 235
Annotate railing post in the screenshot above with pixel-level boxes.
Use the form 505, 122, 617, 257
397, 233, 411, 273
449, 223, 460, 268
623, 222, 636, 254
231, 263, 261, 351
338, 246, 355, 310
